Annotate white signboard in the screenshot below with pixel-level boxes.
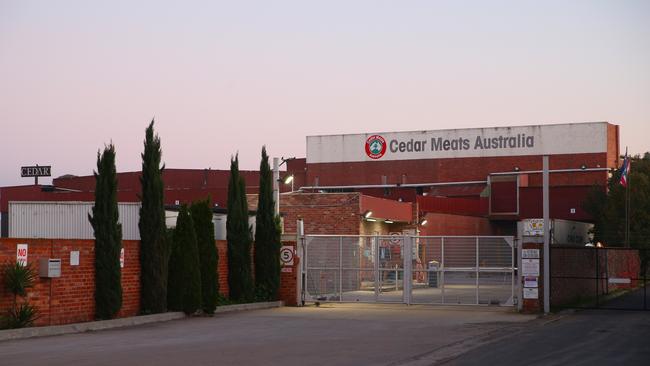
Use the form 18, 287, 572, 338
608, 278, 631, 284
523, 219, 544, 237
17, 244, 28, 266
70, 251, 80, 266
522, 259, 540, 276
280, 246, 294, 266
522, 249, 540, 259
524, 276, 538, 288
307, 122, 608, 163
523, 288, 539, 299
120, 248, 125, 268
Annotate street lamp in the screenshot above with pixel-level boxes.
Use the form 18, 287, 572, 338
284, 174, 294, 192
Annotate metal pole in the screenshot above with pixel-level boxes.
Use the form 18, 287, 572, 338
596, 246, 600, 308
625, 179, 628, 247
510, 236, 519, 306
297, 219, 305, 306
516, 222, 523, 311
639, 253, 648, 310
273, 157, 280, 216
339, 236, 343, 302
374, 236, 379, 301
476, 237, 479, 305
441, 237, 445, 304
404, 235, 412, 305
543, 155, 550, 314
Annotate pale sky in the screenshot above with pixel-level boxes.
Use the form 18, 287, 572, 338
1, 0, 648, 186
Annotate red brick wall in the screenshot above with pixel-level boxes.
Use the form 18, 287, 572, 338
216, 240, 229, 297
0, 239, 253, 327
0, 238, 140, 326
118, 241, 140, 318
607, 123, 620, 169
550, 247, 641, 307
250, 192, 363, 235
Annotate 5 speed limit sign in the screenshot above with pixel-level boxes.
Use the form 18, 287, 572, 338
280, 246, 294, 266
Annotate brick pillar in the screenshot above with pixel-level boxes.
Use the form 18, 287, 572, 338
279, 241, 299, 306
521, 242, 544, 313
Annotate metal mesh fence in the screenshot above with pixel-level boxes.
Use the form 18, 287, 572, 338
304, 235, 514, 306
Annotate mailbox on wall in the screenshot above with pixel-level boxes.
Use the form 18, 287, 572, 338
39, 258, 62, 278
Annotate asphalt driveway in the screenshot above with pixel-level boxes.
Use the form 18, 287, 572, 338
0, 304, 534, 366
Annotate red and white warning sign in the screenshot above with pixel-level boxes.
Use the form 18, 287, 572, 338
280, 246, 294, 266
17, 244, 28, 266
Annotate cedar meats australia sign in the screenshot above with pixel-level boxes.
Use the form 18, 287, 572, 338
308, 122, 609, 163
21, 165, 52, 177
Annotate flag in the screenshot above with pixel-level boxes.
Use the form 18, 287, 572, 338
619, 153, 630, 187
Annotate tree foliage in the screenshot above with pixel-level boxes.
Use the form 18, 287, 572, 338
583, 152, 650, 249
254, 147, 282, 301
227, 154, 254, 301
167, 205, 202, 314
191, 198, 219, 314
88, 144, 123, 319
138, 120, 170, 314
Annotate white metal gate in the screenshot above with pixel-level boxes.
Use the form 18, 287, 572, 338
302, 235, 516, 306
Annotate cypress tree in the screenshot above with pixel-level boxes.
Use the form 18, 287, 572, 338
190, 198, 218, 314
138, 120, 169, 314
167, 205, 202, 314
254, 147, 282, 301
89, 144, 123, 320
227, 155, 254, 301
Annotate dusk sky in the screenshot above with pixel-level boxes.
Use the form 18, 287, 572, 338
1, 0, 648, 186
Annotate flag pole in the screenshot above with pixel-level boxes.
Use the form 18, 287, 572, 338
624, 147, 630, 248
625, 157, 631, 248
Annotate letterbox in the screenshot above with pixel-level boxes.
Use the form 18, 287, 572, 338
39, 258, 62, 278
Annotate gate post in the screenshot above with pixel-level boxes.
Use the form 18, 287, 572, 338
403, 235, 413, 305
374, 235, 380, 301
520, 241, 545, 313
296, 219, 305, 306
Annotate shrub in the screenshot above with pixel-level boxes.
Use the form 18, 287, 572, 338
191, 199, 219, 314
167, 205, 202, 314
2, 262, 39, 329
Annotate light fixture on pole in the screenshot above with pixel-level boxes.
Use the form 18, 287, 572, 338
283, 174, 294, 192
420, 218, 428, 226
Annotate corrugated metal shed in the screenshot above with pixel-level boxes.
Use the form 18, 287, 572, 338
164, 209, 251, 241
9, 201, 141, 240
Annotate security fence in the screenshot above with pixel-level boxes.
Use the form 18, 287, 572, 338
302, 235, 515, 306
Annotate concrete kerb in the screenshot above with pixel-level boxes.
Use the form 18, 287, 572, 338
0, 301, 283, 342
214, 300, 283, 314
